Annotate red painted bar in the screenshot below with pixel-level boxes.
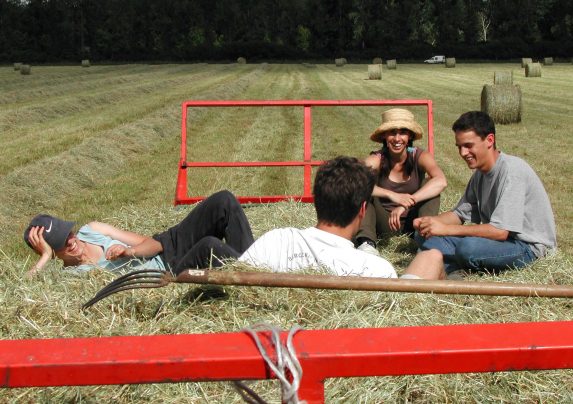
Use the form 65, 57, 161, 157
183, 161, 323, 167
303, 105, 313, 198
175, 100, 434, 205
3, 321, 573, 403
179, 195, 316, 204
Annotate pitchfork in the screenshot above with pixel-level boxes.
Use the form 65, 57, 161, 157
82, 268, 573, 310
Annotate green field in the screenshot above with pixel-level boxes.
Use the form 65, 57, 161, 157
1, 63, 573, 402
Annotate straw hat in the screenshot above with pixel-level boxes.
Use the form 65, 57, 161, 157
370, 108, 423, 142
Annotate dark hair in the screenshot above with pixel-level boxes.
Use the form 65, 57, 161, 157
380, 130, 415, 178
452, 111, 496, 140
313, 156, 375, 227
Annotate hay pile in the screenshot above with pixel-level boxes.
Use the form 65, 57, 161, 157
20, 64, 31, 75
13, 62, 22, 71
481, 84, 522, 124
544, 57, 554, 66
521, 58, 532, 68
525, 62, 542, 77
386, 59, 397, 69
81, 59, 90, 67
368, 64, 382, 80
335, 58, 347, 67
493, 71, 513, 85
372, 57, 383, 64
445, 57, 456, 68
237, 57, 247, 64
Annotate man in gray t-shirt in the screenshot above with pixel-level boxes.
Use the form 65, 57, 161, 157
414, 111, 556, 275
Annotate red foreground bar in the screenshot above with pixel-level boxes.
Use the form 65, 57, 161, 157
3, 321, 573, 402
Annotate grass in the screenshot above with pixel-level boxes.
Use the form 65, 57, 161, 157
1, 62, 573, 402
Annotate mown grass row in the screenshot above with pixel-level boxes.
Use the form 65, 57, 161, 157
1, 63, 573, 402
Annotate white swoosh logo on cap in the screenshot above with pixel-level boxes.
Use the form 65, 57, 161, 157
45, 220, 53, 233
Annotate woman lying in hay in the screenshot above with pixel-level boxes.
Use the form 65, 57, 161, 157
23, 190, 254, 277
355, 108, 447, 256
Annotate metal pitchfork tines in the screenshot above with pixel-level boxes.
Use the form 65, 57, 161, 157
82, 269, 175, 310
83, 268, 573, 310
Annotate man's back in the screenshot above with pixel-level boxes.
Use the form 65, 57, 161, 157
239, 227, 397, 278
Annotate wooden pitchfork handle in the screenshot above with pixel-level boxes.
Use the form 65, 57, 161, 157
178, 269, 573, 298
82, 268, 573, 310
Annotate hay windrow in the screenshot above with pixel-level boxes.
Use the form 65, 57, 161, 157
386, 59, 397, 69
493, 71, 513, 85
367, 64, 382, 80
521, 57, 532, 68
445, 57, 456, 68
525, 62, 542, 77
481, 84, 522, 124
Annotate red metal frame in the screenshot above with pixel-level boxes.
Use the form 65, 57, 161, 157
175, 99, 434, 205
3, 320, 573, 403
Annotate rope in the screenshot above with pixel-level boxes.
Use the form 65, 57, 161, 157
233, 323, 305, 404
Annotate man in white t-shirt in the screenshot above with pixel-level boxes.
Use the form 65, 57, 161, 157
240, 156, 444, 279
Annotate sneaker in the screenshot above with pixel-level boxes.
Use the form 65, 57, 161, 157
357, 241, 380, 256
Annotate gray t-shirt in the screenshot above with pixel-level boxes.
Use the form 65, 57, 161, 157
453, 153, 556, 257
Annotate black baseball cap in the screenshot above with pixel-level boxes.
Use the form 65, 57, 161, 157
24, 214, 75, 251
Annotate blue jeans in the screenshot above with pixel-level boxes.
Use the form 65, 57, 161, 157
415, 234, 537, 274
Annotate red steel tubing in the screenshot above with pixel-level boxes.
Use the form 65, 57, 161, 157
3, 321, 573, 403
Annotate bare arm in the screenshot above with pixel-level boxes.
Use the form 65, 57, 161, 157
26, 226, 53, 277
88, 221, 148, 245
411, 150, 447, 203
88, 222, 163, 260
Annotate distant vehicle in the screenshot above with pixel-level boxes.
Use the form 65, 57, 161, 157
424, 55, 445, 64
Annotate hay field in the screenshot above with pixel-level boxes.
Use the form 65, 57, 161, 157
1, 62, 573, 402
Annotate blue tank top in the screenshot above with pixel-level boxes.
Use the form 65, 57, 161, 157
73, 225, 166, 272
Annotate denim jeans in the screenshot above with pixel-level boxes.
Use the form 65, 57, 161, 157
415, 234, 537, 274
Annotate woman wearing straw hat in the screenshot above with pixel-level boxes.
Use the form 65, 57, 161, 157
355, 108, 447, 255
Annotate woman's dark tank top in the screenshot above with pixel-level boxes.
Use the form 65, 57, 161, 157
375, 147, 425, 213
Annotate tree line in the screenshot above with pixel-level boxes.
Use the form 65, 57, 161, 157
1, 0, 573, 63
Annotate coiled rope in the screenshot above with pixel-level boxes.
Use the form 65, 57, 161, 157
233, 323, 305, 404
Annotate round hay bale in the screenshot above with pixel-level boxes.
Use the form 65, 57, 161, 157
445, 57, 456, 68
481, 84, 522, 124
237, 57, 247, 64
335, 58, 345, 67
521, 58, 532, 68
13, 62, 22, 71
493, 71, 513, 85
20, 64, 31, 75
386, 59, 397, 69
368, 64, 382, 80
372, 57, 383, 64
81, 59, 90, 67
543, 57, 553, 66
525, 62, 542, 77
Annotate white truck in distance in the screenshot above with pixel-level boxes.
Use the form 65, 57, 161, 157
424, 55, 445, 64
